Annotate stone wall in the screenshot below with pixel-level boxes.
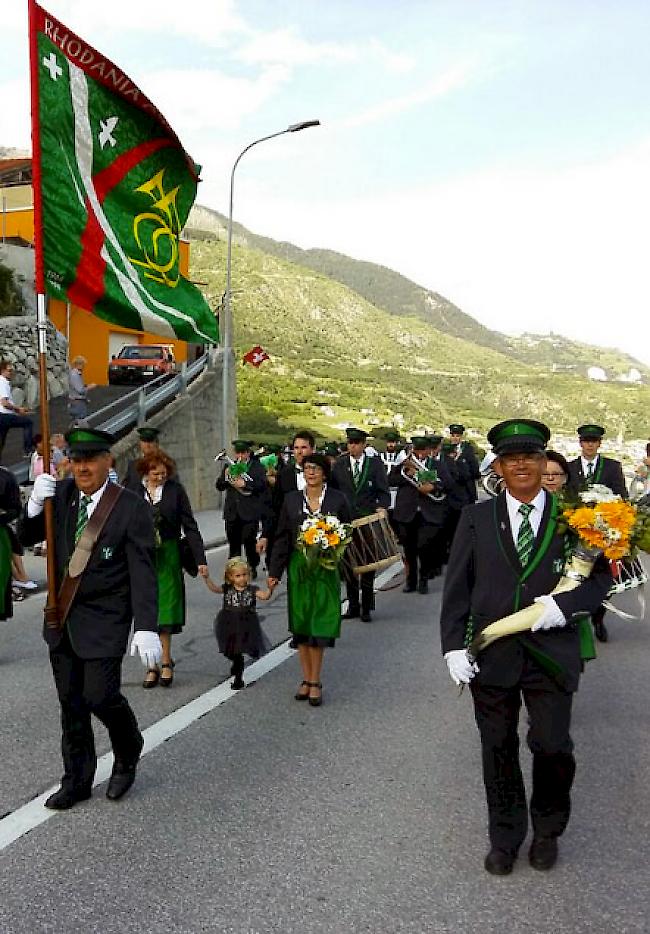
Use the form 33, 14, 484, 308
112, 349, 237, 510
0, 315, 68, 406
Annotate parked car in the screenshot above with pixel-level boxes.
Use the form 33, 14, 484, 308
108, 344, 176, 385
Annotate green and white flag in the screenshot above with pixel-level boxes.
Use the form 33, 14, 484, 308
29, 1, 218, 343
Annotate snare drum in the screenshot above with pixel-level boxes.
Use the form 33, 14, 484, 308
343, 513, 401, 576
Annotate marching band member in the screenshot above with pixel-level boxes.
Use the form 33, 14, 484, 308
390, 435, 454, 594
216, 440, 267, 578
440, 418, 611, 876
379, 430, 406, 520
567, 424, 627, 643
448, 424, 480, 504
331, 428, 390, 622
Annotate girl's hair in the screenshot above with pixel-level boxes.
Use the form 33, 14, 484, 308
545, 449, 570, 476
224, 557, 250, 584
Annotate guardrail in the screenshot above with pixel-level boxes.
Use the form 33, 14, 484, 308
9, 351, 214, 484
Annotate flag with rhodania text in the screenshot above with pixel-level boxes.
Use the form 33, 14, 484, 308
29, 1, 219, 343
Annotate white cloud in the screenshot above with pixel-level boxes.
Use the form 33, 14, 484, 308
337, 61, 476, 130
42, 0, 248, 47
138, 65, 291, 134
233, 26, 358, 67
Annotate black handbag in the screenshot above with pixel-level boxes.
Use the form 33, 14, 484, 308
179, 536, 199, 577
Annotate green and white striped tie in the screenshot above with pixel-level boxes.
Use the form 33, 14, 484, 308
516, 503, 535, 567
75, 495, 92, 545
586, 462, 594, 482
352, 459, 361, 488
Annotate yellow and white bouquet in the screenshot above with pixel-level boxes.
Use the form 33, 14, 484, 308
297, 514, 353, 572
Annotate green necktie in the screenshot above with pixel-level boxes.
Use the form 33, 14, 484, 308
516, 503, 535, 567
352, 459, 361, 489
75, 495, 92, 545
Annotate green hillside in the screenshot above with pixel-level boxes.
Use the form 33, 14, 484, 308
190, 237, 650, 442
187, 204, 649, 382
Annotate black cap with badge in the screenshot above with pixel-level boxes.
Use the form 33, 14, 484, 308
232, 439, 253, 453
65, 427, 115, 457
577, 424, 605, 440
137, 426, 160, 442
487, 418, 550, 456
346, 428, 368, 442
449, 424, 465, 434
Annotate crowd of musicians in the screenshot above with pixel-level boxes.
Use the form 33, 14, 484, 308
0, 415, 644, 878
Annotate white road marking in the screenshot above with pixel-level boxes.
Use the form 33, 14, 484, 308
0, 561, 402, 854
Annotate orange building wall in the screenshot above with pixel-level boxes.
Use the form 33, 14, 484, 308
2, 198, 195, 386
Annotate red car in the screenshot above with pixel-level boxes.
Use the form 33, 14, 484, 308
108, 344, 176, 385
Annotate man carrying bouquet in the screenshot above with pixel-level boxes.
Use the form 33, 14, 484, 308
440, 418, 612, 876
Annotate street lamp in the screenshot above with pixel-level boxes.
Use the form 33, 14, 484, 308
221, 120, 320, 448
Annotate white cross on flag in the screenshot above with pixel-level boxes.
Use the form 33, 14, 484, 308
242, 345, 270, 368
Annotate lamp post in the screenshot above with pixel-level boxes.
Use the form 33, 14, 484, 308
221, 120, 320, 449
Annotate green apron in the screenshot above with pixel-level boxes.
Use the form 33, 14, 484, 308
156, 538, 184, 628
287, 550, 341, 640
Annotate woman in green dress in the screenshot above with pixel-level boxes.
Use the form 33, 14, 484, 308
268, 453, 352, 706
136, 451, 208, 688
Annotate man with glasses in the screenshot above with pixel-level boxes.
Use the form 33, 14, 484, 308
440, 419, 611, 876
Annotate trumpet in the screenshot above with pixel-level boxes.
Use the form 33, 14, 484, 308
481, 470, 505, 497
214, 450, 253, 495
400, 453, 446, 502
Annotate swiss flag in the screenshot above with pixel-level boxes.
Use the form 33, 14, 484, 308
242, 345, 270, 367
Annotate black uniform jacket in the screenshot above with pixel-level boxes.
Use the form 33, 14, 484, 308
268, 488, 352, 581
0, 467, 22, 620
440, 491, 612, 692
567, 455, 627, 498
215, 456, 267, 523
453, 442, 480, 504
330, 454, 390, 519
132, 476, 206, 567
20, 478, 158, 658
388, 458, 454, 525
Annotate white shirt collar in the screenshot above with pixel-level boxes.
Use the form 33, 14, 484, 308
79, 478, 111, 517
581, 455, 599, 472
505, 488, 546, 535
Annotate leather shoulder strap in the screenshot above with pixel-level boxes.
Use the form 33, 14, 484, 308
57, 483, 124, 626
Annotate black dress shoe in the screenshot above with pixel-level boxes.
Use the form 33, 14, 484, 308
342, 608, 360, 620
417, 579, 429, 594
593, 619, 608, 642
44, 786, 92, 810
402, 583, 416, 593
484, 848, 515, 876
528, 836, 558, 871
360, 612, 372, 622
106, 768, 137, 801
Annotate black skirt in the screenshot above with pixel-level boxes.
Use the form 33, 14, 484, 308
214, 607, 270, 661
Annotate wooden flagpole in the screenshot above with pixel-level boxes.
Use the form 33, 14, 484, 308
28, 0, 59, 627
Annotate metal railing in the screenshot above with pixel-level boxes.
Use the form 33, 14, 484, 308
9, 351, 214, 483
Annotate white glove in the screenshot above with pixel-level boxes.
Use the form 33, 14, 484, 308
130, 631, 163, 668
531, 595, 566, 632
27, 473, 57, 516
444, 649, 479, 686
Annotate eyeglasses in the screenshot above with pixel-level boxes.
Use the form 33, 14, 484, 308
543, 472, 566, 479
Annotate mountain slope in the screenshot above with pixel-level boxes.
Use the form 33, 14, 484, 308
189, 237, 650, 441
186, 204, 649, 382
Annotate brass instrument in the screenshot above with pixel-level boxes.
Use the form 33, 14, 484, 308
481, 470, 505, 497
400, 453, 446, 502
214, 450, 252, 496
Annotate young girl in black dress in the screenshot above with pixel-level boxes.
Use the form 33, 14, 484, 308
205, 557, 272, 689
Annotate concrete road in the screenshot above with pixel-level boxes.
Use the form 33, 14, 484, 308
0, 550, 649, 933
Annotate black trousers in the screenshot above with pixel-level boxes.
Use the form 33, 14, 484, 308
399, 514, 444, 586
470, 658, 576, 855
0, 412, 34, 453
343, 566, 375, 614
225, 518, 259, 570
49, 631, 143, 792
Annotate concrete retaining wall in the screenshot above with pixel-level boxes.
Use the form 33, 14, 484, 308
112, 349, 237, 510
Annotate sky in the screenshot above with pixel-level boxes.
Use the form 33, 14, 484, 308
2, 0, 650, 363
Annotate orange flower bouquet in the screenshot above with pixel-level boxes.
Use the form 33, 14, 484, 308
297, 514, 353, 572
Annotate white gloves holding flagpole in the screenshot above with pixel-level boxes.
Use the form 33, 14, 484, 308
445, 649, 479, 686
